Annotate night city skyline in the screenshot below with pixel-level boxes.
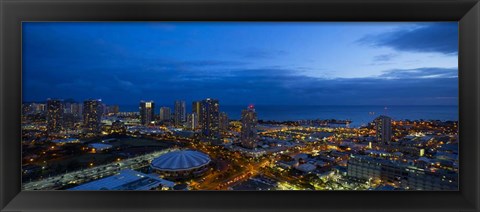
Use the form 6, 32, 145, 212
22, 22, 458, 106
21, 22, 458, 191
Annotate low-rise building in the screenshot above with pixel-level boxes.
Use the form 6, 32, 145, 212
69, 169, 175, 190
347, 155, 457, 190
51, 138, 81, 145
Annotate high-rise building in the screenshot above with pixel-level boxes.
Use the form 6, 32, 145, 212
46, 99, 64, 133
219, 112, 229, 132
240, 105, 258, 149
70, 103, 83, 118
139, 101, 155, 125
63, 113, 77, 130
192, 101, 203, 128
174, 100, 186, 126
159, 107, 172, 121
108, 105, 119, 114
64, 102, 72, 114
186, 113, 199, 130
23, 103, 46, 115
83, 99, 103, 133
31, 103, 46, 114
200, 98, 220, 143
22, 104, 31, 115
375, 115, 392, 144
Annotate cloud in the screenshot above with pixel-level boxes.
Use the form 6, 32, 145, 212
179, 60, 246, 67
21, 22, 458, 106
234, 48, 288, 59
130, 67, 457, 106
373, 53, 397, 62
358, 23, 458, 54
57, 79, 93, 89
378, 68, 458, 79
23, 65, 458, 106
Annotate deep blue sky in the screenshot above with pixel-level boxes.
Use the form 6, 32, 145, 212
22, 22, 458, 106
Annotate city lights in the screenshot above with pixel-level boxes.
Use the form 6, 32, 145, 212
21, 98, 459, 191
21, 22, 458, 191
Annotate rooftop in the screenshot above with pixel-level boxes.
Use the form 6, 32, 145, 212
69, 169, 174, 191
150, 150, 211, 172
88, 143, 113, 150
51, 138, 80, 144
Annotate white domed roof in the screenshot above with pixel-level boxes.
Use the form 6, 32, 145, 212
151, 150, 211, 171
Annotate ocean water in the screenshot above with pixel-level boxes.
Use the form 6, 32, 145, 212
119, 105, 458, 127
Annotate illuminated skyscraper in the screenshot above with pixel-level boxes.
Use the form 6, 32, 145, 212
23, 103, 46, 115
186, 112, 199, 130
46, 99, 64, 133
139, 101, 155, 125
174, 100, 186, 126
159, 107, 172, 121
375, 115, 392, 144
83, 99, 103, 133
240, 105, 258, 149
22, 103, 31, 115
33, 103, 46, 114
200, 98, 220, 143
192, 101, 203, 128
219, 112, 229, 132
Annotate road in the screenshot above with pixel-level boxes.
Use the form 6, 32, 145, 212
193, 157, 272, 190
23, 148, 177, 190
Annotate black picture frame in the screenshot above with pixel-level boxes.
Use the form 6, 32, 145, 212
1, 0, 479, 211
